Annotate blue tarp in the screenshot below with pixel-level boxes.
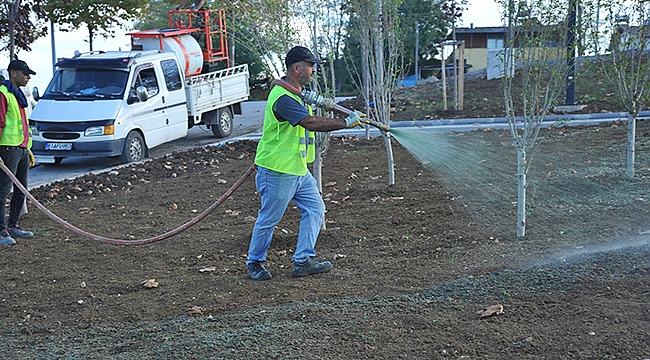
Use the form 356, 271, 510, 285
397, 74, 419, 87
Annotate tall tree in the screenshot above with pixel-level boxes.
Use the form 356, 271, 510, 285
497, 0, 570, 237
295, 0, 348, 227
586, 0, 650, 178
0, 0, 48, 59
45, 0, 142, 51
347, 0, 404, 185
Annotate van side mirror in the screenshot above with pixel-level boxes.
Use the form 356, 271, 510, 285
136, 86, 148, 102
32, 87, 40, 101
128, 86, 149, 104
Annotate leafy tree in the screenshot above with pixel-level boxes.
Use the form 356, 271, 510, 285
398, 0, 449, 74
296, 0, 348, 94
45, 0, 143, 51
134, 0, 178, 30
340, 0, 451, 88
222, 0, 299, 78
0, 0, 48, 59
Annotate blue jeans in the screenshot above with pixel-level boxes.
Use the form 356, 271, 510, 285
0, 147, 29, 230
246, 166, 325, 265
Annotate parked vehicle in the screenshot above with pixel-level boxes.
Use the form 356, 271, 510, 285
30, 9, 249, 164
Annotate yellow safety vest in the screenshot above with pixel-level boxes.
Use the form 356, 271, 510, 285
255, 85, 315, 176
0, 85, 32, 148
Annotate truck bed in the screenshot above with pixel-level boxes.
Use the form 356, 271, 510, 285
185, 64, 250, 125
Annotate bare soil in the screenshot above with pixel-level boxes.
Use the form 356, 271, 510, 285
1, 71, 650, 359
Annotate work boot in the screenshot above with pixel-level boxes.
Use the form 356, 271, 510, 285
292, 257, 333, 277
9, 227, 33, 239
0, 231, 16, 245
247, 261, 272, 281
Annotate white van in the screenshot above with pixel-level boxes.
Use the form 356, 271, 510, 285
29, 48, 248, 164
29, 50, 190, 164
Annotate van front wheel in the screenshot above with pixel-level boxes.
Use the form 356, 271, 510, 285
119, 131, 146, 163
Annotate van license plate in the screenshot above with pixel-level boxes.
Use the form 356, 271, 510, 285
45, 143, 72, 151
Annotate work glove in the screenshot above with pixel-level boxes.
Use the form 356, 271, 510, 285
345, 111, 366, 129
28, 150, 35, 167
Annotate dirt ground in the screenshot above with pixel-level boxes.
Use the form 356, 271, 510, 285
1, 73, 650, 359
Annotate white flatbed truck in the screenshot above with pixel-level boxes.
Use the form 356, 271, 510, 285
29, 9, 249, 164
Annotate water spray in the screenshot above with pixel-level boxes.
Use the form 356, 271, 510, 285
270, 79, 391, 132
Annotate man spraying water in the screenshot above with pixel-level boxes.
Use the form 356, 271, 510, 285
245, 46, 366, 280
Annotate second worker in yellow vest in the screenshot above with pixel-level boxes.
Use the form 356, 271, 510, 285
0, 59, 36, 245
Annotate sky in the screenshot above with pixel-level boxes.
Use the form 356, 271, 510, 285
1, 0, 504, 92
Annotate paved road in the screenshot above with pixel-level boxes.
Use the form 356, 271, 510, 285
29, 101, 267, 189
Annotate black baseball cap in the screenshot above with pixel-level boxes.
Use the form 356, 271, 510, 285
285, 46, 323, 67
8, 59, 36, 75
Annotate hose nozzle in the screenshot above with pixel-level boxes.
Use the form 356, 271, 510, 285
360, 118, 391, 132
299, 88, 390, 132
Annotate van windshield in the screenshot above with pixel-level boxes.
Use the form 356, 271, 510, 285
42, 68, 129, 100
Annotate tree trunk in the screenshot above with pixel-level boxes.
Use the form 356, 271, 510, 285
626, 112, 636, 178
229, 14, 236, 64
517, 148, 527, 237
384, 133, 394, 186
442, 45, 447, 110
362, 48, 370, 140
457, 41, 465, 110
313, 144, 326, 230
88, 24, 94, 51
9, 21, 16, 60
8, 0, 20, 60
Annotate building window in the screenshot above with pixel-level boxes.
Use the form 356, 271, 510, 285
487, 34, 504, 49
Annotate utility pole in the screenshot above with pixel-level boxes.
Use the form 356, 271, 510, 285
565, 0, 577, 106
51, 20, 57, 74
458, 40, 464, 110
555, 0, 585, 113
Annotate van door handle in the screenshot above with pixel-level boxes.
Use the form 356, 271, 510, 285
162, 96, 165, 103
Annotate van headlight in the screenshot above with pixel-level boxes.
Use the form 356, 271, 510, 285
85, 124, 115, 136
